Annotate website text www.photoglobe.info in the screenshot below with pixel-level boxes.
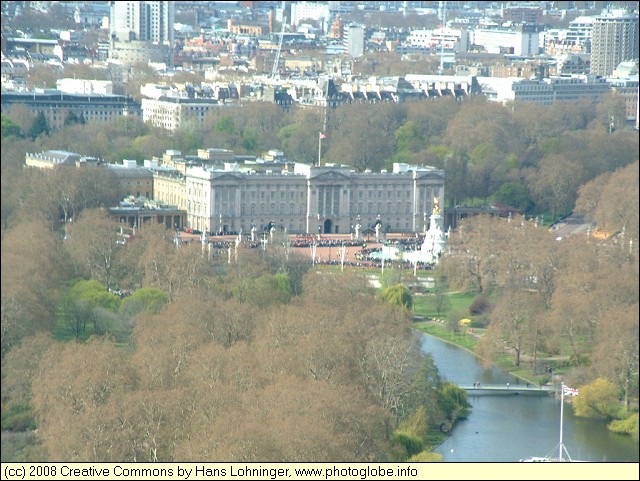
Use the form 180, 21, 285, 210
187, 465, 417, 479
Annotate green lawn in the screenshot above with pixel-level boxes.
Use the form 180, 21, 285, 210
413, 291, 476, 320
415, 322, 479, 352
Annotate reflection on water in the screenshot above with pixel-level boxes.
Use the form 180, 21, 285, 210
420, 333, 639, 462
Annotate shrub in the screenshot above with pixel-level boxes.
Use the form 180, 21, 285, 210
392, 431, 423, 458
469, 295, 492, 315
406, 450, 443, 462
573, 378, 620, 420
608, 413, 639, 441
1, 402, 36, 432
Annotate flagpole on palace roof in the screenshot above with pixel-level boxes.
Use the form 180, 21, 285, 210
318, 131, 322, 167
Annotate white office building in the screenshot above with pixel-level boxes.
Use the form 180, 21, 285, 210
566, 16, 595, 52
406, 27, 469, 53
109, 1, 174, 66
141, 96, 224, 131
472, 25, 540, 56
344, 24, 364, 58
110, 1, 174, 44
479, 74, 610, 105
290, 2, 330, 31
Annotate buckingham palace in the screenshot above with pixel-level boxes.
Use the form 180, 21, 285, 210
185, 162, 445, 236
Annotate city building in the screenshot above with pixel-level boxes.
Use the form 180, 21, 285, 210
340, 76, 424, 103
153, 169, 187, 211
1, 58, 31, 90
491, 59, 551, 78
25, 151, 152, 199
110, 0, 174, 45
197, 148, 235, 163
25, 150, 99, 169
2, 37, 59, 57
344, 24, 365, 58
109, 196, 186, 230
107, 160, 154, 199
554, 53, 591, 75
479, 74, 610, 105
109, 1, 175, 66
290, 2, 330, 31
56, 78, 114, 95
501, 4, 543, 25
590, 9, 639, 77
141, 95, 225, 131
73, 2, 110, 28
472, 24, 541, 56
404, 74, 483, 98
328, 14, 344, 39
566, 16, 596, 52
1, 90, 141, 129
227, 19, 265, 36
406, 27, 469, 53
607, 75, 639, 125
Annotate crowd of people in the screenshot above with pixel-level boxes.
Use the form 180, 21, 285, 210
174, 231, 437, 270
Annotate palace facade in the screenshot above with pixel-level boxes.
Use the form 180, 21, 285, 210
183, 162, 444, 236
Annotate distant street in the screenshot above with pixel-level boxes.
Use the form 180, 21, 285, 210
549, 214, 592, 240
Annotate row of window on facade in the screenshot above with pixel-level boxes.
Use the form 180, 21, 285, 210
194, 189, 419, 202
188, 218, 416, 235
185, 202, 416, 216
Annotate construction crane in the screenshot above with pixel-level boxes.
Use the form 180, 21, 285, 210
438, 1, 447, 74
271, 20, 285, 79
271, 3, 286, 80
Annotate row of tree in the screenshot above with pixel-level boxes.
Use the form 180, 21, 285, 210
438, 162, 639, 409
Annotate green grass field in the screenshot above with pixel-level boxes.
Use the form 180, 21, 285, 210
414, 322, 479, 352
413, 291, 476, 320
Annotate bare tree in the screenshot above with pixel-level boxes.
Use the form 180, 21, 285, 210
1, 221, 66, 356
483, 289, 543, 367
65, 208, 121, 288
592, 303, 639, 410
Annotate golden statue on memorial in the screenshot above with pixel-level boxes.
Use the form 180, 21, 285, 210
432, 196, 441, 216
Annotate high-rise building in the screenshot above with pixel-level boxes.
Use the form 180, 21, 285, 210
566, 16, 595, 53
590, 9, 639, 77
109, 1, 174, 66
110, 1, 174, 44
344, 24, 364, 58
